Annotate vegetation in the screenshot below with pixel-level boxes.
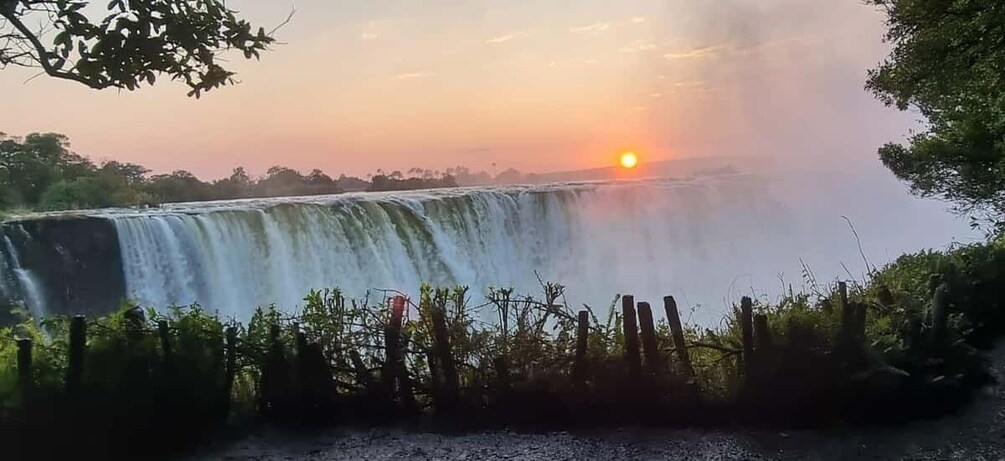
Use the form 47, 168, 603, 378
0, 236, 1002, 458
0, 0, 277, 97
0, 132, 464, 213
868, 0, 1005, 231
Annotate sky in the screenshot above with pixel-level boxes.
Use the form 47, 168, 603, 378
1, 0, 918, 180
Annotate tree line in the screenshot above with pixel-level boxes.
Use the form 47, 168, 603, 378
0, 132, 545, 213
0, 132, 466, 212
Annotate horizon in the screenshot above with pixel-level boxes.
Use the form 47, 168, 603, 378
2, 1, 911, 180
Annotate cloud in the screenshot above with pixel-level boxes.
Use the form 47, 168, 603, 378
570, 23, 610, 34
662, 45, 726, 60
631, 17, 647, 24
395, 72, 431, 80
360, 32, 379, 41
662, 38, 807, 61
487, 31, 526, 44
620, 41, 658, 54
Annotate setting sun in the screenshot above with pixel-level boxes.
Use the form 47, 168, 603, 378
619, 152, 639, 169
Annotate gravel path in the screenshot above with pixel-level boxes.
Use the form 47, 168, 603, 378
197, 344, 1005, 460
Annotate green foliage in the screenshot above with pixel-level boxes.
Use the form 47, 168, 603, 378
0, 132, 465, 213
39, 176, 137, 210
867, 1, 1005, 229
369, 173, 458, 192
0, 0, 276, 97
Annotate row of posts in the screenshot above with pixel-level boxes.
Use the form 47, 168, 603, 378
13, 284, 949, 406
15, 315, 239, 405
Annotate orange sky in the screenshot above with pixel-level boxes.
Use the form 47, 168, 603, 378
1, 1, 915, 180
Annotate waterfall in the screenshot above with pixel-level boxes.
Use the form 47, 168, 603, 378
102, 176, 801, 323
2, 174, 974, 326
1, 234, 48, 320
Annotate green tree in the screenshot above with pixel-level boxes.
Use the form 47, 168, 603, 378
144, 170, 212, 203
40, 175, 136, 210
99, 161, 150, 186
0, 0, 277, 97
0, 132, 95, 207
867, 1, 1005, 228
211, 166, 254, 199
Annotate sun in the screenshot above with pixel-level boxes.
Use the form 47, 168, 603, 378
619, 151, 639, 169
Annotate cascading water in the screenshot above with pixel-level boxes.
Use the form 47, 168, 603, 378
0, 173, 975, 326
1, 234, 48, 319
102, 177, 794, 322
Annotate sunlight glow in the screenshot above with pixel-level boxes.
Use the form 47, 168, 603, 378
619, 151, 639, 169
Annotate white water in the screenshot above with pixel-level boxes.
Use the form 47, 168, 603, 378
1, 234, 48, 319
93, 173, 974, 326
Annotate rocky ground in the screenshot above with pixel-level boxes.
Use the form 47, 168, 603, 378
196, 344, 1005, 460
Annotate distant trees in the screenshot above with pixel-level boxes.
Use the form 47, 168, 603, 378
368, 173, 457, 192
868, 0, 1005, 230
0, 132, 498, 212
0, 132, 91, 207
0, 0, 276, 97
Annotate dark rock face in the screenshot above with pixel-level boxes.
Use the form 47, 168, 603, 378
1, 216, 126, 316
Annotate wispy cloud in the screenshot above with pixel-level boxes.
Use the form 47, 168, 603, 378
395, 72, 431, 80
620, 41, 658, 54
663, 45, 725, 60
570, 23, 610, 34
487, 31, 526, 44
360, 32, 379, 41
631, 17, 647, 24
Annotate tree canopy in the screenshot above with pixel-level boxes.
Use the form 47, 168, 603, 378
0, 0, 276, 96
0, 133, 473, 212
867, 0, 1005, 229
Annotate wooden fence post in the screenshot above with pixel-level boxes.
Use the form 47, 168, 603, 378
425, 349, 441, 390
383, 296, 407, 402
740, 297, 754, 379
494, 356, 511, 394
663, 296, 694, 378
838, 281, 853, 343
430, 306, 459, 409
621, 295, 642, 379
157, 320, 172, 360
931, 282, 950, 349
397, 332, 418, 413
17, 338, 32, 400
223, 326, 238, 415
637, 301, 661, 376
573, 310, 589, 384
67, 315, 86, 396
260, 323, 287, 418
349, 349, 375, 391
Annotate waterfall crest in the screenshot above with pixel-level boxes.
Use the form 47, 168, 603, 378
0, 175, 973, 325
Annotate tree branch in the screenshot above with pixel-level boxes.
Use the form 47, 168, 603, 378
0, 7, 110, 89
